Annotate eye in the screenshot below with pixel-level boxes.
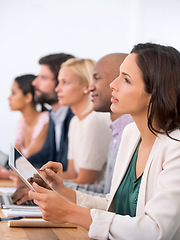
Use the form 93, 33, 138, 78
94, 75, 102, 81
124, 77, 131, 84
63, 80, 69, 85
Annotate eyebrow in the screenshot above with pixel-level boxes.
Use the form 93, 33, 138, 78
122, 72, 131, 78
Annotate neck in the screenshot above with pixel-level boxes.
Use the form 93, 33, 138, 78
51, 102, 62, 112
21, 104, 39, 125
70, 96, 92, 120
133, 112, 157, 145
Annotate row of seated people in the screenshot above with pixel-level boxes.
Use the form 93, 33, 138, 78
1, 42, 180, 239
0, 52, 132, 199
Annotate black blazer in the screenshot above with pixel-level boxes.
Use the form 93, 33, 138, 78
28, 108, 74, 170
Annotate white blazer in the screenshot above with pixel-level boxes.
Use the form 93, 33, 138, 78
76, 122, 180, 240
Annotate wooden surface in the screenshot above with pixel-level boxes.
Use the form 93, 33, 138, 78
0, 180, 93, 240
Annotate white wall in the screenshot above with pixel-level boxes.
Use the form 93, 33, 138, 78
0, 0, 180, 154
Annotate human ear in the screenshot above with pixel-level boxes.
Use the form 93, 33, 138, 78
25, 93, 33, 104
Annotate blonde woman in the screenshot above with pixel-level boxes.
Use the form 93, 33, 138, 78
55, 58, 111, 184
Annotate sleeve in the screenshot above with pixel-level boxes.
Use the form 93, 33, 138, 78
76, 190, 108, 210
88, 135, 180, 240
79, 113, 111, 171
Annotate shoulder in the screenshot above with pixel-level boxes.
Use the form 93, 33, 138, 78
69, 115, 78, 125
39, 111, 49, 123
121, 122, 139, 139
156, 128, 180, 151
85, 111, 111, 125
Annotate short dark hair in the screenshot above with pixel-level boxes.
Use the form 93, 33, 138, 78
131, 42, 180, 138
39, 53, 75, 83
15, 74, 36, 97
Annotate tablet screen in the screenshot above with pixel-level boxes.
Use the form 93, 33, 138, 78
9, 146, 54, 191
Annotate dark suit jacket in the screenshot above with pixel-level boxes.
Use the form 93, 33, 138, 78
28, 108, 74, 170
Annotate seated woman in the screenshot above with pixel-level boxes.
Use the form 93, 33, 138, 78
9, 74, 49, 158
29, 43, 180, 240
0, 74, 49, 182
55, 58, 111, 184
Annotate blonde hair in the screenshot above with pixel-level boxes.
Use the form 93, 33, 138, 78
61, 58, 96, 115
61, 58, 95, 84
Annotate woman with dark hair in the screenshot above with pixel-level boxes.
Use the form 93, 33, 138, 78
0, 74, 49, 182
29, 43, 180, 240
9, 74, 49, 158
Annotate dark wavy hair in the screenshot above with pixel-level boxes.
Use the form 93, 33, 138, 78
131, 43, 180, 139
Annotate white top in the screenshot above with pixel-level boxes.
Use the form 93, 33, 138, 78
68, 111, 111, 183
76, 122, 180, 240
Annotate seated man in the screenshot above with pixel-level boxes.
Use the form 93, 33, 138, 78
28, 53, 75, 170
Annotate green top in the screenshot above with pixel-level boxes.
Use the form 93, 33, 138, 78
114, 140, 142, 217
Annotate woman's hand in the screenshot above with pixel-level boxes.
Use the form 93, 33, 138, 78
11, 186, 30, 205
29, 182, 92, 229
39, 161, 64, 193
29, 182, 73, 224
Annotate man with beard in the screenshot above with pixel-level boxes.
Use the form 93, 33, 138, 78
28, 53, 75, 170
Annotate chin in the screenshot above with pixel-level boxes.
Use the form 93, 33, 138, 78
110, 104, 119, 114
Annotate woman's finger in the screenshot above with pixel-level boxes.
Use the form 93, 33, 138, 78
40, 161, 62, 173
45, 168, 61, 182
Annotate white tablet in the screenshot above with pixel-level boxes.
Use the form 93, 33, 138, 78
9, 145, 54, 192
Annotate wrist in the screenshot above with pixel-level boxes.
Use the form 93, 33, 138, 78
66, 202, 92, 229
60, 184, 76, 203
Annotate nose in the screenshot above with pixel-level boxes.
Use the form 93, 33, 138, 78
110, 76, 119, 91
55, 82, 61, 93
89, 81, 95, 92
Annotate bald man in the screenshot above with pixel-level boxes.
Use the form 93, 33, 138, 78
64, 53, 133, 196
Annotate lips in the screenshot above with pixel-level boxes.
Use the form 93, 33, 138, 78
58, 95, 63, 100
91, 94, 98, 102
34, 89, 41, 96
111, 95, 119, 103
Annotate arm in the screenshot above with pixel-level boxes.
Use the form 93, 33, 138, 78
63, 160, 100, 184
0, 166, 11, 179
71, 168, 100, 184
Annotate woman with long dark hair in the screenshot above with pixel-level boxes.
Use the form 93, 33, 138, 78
29, 43, 180, 240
